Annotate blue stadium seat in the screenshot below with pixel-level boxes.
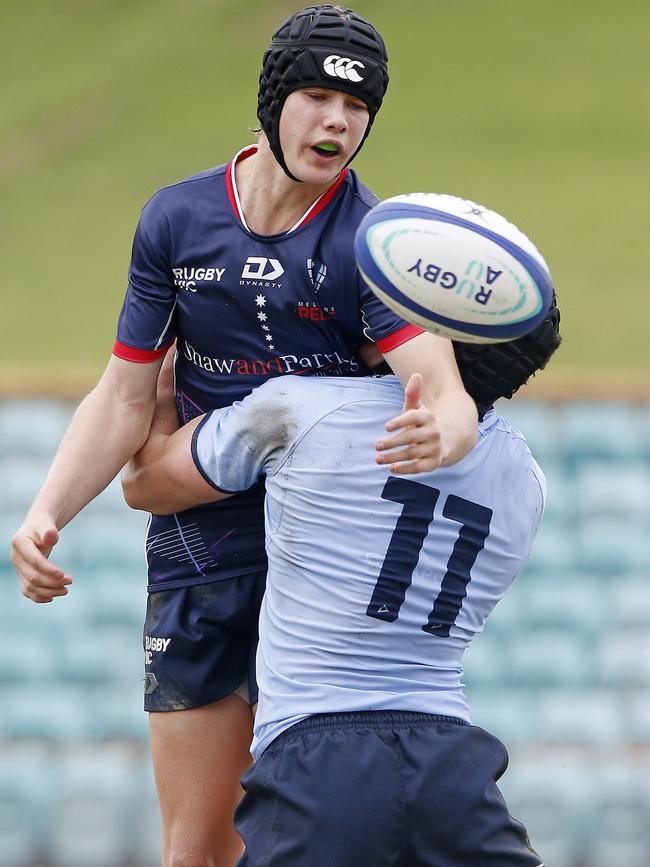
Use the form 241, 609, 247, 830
72, 512, 149, 570
59, 624, 143, 687
514, 573, 607, 638
508, 631, 595, 687
577, 517, 650, 574
85, 572, 148, 629
598, 632, 650, 688
0, 398, 73, 458
48, 749, 139, 867
536, 689, 624, 745
0, 627, 61, 685
608, 574, 650, 629
86, 685, 150, 741
0, 455, 54, 511
561, 402, 647, 467
1, 685, 93, 740
628, 691, 650, 744
0, 749, 54, 866
584, 765, 650, 867
576, 461, 650, 525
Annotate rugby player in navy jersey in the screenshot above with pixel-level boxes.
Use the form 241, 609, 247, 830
11, 6, 478, 865
123, 305, 560, 866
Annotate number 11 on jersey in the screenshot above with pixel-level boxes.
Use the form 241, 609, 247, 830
366, 477, 492, 636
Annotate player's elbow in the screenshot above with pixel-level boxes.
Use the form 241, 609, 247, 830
121, 464, 151, 512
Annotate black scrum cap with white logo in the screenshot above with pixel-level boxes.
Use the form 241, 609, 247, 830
258, 5, 389, 181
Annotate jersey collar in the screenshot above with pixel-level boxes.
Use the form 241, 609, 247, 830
225, 144, 348, 234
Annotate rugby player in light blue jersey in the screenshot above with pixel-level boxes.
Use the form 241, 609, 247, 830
123, 301, 560, 866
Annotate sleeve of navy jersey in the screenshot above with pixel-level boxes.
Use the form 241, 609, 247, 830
113, 193, 177, 361
344, 173, 423, 352
356, 268, 423, 352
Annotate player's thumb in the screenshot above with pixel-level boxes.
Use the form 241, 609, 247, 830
402, 373, 423, 413
37, 526, 60, 555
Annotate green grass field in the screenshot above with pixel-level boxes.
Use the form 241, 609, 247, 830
2, 0, 648, 394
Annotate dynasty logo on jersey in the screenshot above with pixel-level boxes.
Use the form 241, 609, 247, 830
241, 257, 284, 284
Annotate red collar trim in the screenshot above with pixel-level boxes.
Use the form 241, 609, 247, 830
224, 145, 348, 234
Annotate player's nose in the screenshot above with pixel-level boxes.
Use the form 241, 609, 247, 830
323, 95, 349, 132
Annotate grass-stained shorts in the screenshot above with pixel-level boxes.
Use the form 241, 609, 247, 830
143, 571, 266, 711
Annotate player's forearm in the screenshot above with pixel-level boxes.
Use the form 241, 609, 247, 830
122, 416, 221, 514
421, 382, 477, 466
121, 431, 177, 513
385, 331, 478, 467
28, 377, 156, 530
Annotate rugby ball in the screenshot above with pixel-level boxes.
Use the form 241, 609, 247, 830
354, 193, 554, 344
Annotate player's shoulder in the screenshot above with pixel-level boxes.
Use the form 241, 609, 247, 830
140, 163, 227, 217
342, 168, 380, 213
242, 375, 400, 435
478, 409, 546, 496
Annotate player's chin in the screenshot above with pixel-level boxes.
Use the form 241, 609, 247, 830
294, 153, 345, 184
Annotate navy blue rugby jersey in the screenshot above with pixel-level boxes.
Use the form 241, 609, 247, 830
114, 145, 421, 590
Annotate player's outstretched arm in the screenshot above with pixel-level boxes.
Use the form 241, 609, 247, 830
11, 353, 164, 603
378, 331, 478, 474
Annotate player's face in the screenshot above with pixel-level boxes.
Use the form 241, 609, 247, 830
278, 87, 369, 184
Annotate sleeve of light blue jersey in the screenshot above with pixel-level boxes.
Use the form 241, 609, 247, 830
190, 382, 303, 493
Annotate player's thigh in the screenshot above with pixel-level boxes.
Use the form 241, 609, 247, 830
236, 714, 404, 867
150, 695, 254, 840
407, 723, 542, 867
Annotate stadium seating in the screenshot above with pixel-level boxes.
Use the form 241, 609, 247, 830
2, 395, 649, 866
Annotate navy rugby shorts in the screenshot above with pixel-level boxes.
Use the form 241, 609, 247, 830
142, 571, 266, 711
235, 710, 543, 867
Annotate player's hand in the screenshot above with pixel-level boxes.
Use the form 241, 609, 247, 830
10, 513, 73, 603
375, 373, 444, 474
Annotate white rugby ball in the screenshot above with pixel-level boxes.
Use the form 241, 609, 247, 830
354, 192, 554, 343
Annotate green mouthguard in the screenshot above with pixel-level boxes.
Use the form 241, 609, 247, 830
317, 143, 338, 152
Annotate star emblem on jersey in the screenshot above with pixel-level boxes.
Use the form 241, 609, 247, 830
251, 296, 277, 351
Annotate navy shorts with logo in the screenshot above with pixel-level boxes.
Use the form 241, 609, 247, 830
235, 710, 543, 867
142, 571, 266, 711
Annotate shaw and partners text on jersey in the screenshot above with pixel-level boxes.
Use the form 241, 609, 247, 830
182, 339, 360, 376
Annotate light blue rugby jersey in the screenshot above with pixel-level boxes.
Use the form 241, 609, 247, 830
192, 375, 546, 758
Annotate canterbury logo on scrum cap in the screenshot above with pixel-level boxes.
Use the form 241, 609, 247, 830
323, 55, 365, 83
